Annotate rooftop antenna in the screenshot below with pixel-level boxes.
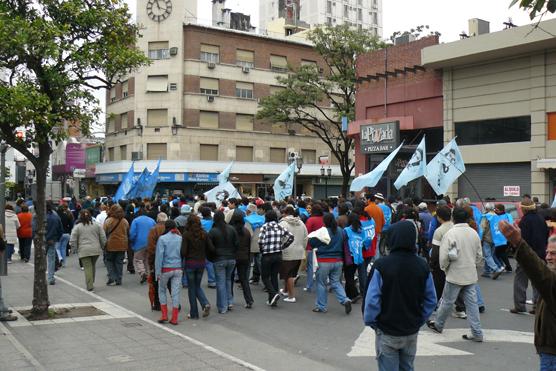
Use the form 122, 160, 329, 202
503, 18, 517, 29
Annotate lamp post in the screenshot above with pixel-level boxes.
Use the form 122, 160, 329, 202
0, 141, 8, 229
320, 165, 332, 200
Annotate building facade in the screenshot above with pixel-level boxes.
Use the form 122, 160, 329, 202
259, 0, 382, 36
100, 0, 344, 199
422, 18, 556, 202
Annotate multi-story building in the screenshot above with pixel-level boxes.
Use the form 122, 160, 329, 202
259, 0, 382, 36
97, 0, 345, 199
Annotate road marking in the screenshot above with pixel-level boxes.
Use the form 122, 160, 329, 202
348, 327, 534, 357
0, 321, 46, 370
53, 273, 265, 371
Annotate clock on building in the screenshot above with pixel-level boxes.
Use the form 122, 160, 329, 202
146, 0, 172, 22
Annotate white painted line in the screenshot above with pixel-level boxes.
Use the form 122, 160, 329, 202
53, 274, 265, 371
0, 321, 46, 370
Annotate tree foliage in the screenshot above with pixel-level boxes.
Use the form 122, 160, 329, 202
0, 0, 149, 316
510, 0, 556, 19
257, 25, 384, 197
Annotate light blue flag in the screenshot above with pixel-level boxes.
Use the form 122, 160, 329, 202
424, 138, 466, 195
273, 162, 296, 201
394, 136, 426, 190
139, 159, 161, 199
217, 161, 234, 185
350, 142, 404, 192
204, 181, 240, 206
127, 167, 150, 200
551, 195, 556, 208
113, 162, 135, 202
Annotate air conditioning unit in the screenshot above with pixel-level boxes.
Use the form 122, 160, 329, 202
242, 66, 250, 73
207, 95, 215, 102
131, 151, 143, 161
169, 47, 178, 56
207, 62, 216, 69
288, 150, 298, 159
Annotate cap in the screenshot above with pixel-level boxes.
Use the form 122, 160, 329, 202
374, 193, 384, 200
418, 202, 428, 210
255, 198, 265, 207
180, 205, 192, 215
437, 199, 447, 206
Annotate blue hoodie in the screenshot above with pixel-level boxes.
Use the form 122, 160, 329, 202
244, 214, 265, 230
129, 215, 156, 251
201, 218, 214, 232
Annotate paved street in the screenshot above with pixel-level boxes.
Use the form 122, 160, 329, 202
1, 255, 540, 370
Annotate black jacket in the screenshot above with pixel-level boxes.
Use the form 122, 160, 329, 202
209, 224, 238, 261
519, 211, 549, 259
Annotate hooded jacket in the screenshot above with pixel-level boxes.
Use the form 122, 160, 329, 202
4, 210, 20, 244
364, 220, 437, 336
279, 216, 308, 261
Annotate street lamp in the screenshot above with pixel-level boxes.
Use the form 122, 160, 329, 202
320, 165, 332, 200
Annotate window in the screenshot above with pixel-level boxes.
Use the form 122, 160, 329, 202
270, 148, 286, 163
548, 113, 556, 140
200, 144, 218, 161
120, 112, 128, 129
270, 55, 288, 73
357, 8, 363, 21
236, 49, 254, 68
109, 87, 116, 103
106, 117, 115, 133
301, 149, 316, 164
235, 82, 254, 99
146, 109, 168, 127
200, 78, 219, 95
357, 0, 362, 5
269, 85, 286, 95
236, 114, 254, 131
147, 143, 167, 160
344, 4, 348, 17
358, 24, 363, 31
108, 147, 114, 161
301, 60, 317, 71
122, 80, 129, 98
199, 111, 219, 129
236, 146, 253, 162
372, 12, 378, 24
327, 17, 332, 26
372, 0, 377, 8
120, 145, 127, 161
148, 41, 170, 60
455, 116, 531, 145
326, 1, 332, 13
146, 75, 168, 92
200, 44, 219, 63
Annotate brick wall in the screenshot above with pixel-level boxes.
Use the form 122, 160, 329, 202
184, 109, 200, 127
184, 75, 199, 93
220, 112, 235, 129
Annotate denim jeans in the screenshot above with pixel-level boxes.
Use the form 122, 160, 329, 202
159, 269, 182, 308
206, 260, 216, 286
105, 251, 125, 283
185, 268, 210, 318
305, 251, 314, 291
214, 259, 235, 313
540, 353, 556, 371
315, 261, 350, 311
375, 329, 417, 371
5, 244, 14, 262
435, 282, 483, 339
46, 242, 58, 283
57, 233, 70, 265
482, 241, 502, 274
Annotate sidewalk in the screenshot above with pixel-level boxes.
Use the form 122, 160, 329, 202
1, 261, 255, 370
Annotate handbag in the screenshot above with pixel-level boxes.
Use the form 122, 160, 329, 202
447, 241, 459, 261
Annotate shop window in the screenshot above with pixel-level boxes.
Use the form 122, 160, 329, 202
548, 112, 556, 140
455, 116, 531, 145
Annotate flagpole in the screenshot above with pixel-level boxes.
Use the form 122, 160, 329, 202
453, 166, 485, 209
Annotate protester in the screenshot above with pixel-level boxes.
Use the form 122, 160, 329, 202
69, 209, 107, 292
174, 205, 191, 232
56, 203, 74, 267
364, 219, 437, 371
304, 204, 324, 292
36, 202, 64, 285
103, 204, 129, 286
364, 193, 385, 260
4, 204, 20, 264
209, 211, 238, 314
480, 203, 506, 279
200, 207, 217, 289
430, 205, 453, 302
499, 220, 556, 370
181, 214, 213, 319
278, 205, 307, 303
129, 208, 156, 284
229, 210, 254, 308
427, 207, 484, 342
16, 205, 33, 263
344, 212, 371, 302
95, 204, 108, 226
155, 220, 183, 325
147, 213, 168, 310
309, 213, 352, 314
244, 204, 265, 285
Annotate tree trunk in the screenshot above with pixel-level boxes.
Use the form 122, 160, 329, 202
340, 172, 350, 198
31, 156, 49, 317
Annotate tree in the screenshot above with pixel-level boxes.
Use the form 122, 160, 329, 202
0, 0, 149, 318
257, 25, 384, 197
510, 0, 556, 19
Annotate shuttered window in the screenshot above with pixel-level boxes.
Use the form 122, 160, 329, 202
200, 78, 219, 95
147, 109, 168, 127
269, 85, 286, 95
236, 146, 253, 162
146, 75, 168, 92
120, 112, 128, 129
122, 80, 129, 98
200, 44, 219, 63
120, 145, 127, 161
236, 49, 254, 68
235, 82, 254, 99
301, 149, 316, 164
109, 87, 116, 102
270, 55, 288, 72
108, 147, 114, 161
301, 60, 317, 68
148, 41, 169, 60
236, 114, 254, 131
270, 148, 286, 163
200, 144, 218, 161
106, 117, 115, 133
547, 112, 556, 140
147, 143, 167, 160
200, 111, 219, 129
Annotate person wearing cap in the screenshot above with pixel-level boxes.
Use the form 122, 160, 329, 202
511, 200, 549, 314
175, 205, 192, 233
129, 207, 157, 284
364, 193, 385, 261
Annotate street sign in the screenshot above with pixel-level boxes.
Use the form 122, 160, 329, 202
73, 169, 86, 178
503, 185, 520, 197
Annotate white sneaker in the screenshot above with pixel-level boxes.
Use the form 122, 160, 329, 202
81, 267, 84, 271
452, 311, 467, 319
279, 289, 289, 297
526, 299, 534, 305
283, 297, 296, 303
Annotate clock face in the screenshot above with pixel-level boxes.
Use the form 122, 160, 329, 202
146, 0, 172, 22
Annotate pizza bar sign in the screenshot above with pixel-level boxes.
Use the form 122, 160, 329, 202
503, 186, 520, 197
360, 121, 400, 154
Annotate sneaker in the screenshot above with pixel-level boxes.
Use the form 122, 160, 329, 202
479, 306, 485, 313
312, 307, 326, 313
0, 314, 17, 322
81, 267, 84, 271
526, 299, 534, 305
245, 302, 253, 309
208, 284, 216, 289
202, 305, 211, 318
87, 288, 95, 293
452, 311, 467, 319
270, 293, 280, 307
462, 334, 483, 342
249, 279, 259, 285
48, 280, 55, 285
279, 289, 288, 297
344, 300, 352, 315
510, 308, 527, 314
492, 268, 504, 280
7, 260, 12, 264
283, 297, 296, 303
106, 279, 116, 286
426, 320, 442, 334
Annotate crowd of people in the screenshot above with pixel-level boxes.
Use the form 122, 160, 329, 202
0, 191, 555, 370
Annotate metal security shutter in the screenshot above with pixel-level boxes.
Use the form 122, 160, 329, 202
236, 146, 253, 162
458, 163, 530, 201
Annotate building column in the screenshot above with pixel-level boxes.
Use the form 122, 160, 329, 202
442, 69, 458, 200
